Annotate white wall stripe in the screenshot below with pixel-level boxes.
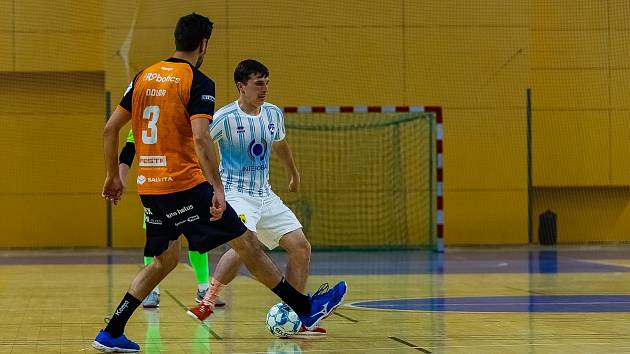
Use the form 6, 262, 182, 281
410, 106, 424, 112
382, 106, 396, 113
437, 124, 444, 140
437, 182, 443, 196
297, 106, 312, 113
325, 106, 340, 113
437, 210, 444, 225
437, 154, 443, 169
436, 238, 444, 251
353, 106, 368, 113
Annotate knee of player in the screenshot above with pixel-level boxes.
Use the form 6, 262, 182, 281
155, 256, 178, 272
230, 231, 262, 256
287, 233, 311, 258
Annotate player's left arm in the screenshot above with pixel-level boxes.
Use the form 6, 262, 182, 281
273, 139, 300, 193
118, 130, 135, 189
188, 72, 225, 220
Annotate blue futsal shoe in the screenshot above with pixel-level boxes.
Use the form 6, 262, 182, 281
92, 329, 140, 352
299, 281, 347, 330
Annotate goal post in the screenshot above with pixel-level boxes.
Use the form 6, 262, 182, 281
268, 106, 444, 251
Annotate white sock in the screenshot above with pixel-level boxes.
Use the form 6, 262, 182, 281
198, 283, 209, 292
153, 286, 160, 294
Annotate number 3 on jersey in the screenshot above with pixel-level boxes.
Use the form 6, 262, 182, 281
142, 106, 160, 144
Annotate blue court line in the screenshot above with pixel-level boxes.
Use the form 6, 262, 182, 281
350, 295, 630, 313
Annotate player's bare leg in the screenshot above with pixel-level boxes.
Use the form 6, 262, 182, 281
212, 248, 243, 285
94, 238, 182, 352
278, 229, 310, 293
129, 238, 181, 300
190, 229, 315, 328
227, 230, 283, 287
189, 230, 316, 322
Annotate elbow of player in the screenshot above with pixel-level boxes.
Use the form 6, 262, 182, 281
103, 124, 118, 139
193, 135, 210, 148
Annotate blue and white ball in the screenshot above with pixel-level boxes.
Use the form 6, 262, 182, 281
266, 303, 302, 337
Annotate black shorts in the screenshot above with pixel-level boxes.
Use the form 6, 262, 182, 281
140, 182, 247, 257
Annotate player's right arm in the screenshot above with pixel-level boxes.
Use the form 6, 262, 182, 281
191, 118, 225, 220
103, 107, 132, 204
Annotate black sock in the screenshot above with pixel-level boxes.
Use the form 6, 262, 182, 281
271, 278, 311, 315
104, 292, 141, 337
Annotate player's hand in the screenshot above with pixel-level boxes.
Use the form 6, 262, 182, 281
102, 175, 124, 205
210, 187, 226, 221
288, 173, 300, 193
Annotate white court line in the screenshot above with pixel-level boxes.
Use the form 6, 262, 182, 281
344, 295, 630, 313
576, 259, 630, 268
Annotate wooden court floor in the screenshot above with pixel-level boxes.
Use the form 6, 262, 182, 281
1, 247, 630, 353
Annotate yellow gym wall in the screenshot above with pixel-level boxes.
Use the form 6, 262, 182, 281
0, 0, 106, 247
531, 0, 630, 243
1, 0, 627, 247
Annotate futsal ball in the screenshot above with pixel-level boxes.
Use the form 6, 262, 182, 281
266, 303, 302, 337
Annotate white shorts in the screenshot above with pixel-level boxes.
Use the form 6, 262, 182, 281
225, 190, 302, 250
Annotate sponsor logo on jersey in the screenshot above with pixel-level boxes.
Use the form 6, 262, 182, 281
160, 66, 174, 71
144, 72, 181, 83
236, 126, 245, 133
147, 176, 174, 183
248, 139, 268, 161
242, 165, 267, 172
144, 207, 153, 215
138, 174, 173, 184
139, 155, 167, 167
268, 123, 276, 135
201, 95, 215, 102
238, 214, 247, 224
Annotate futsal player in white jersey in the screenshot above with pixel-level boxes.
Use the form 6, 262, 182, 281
188, 59, 324, 336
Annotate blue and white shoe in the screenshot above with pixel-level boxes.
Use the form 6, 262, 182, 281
142, 290, 160, 308
299, 281, 347, 330
92, 329, 140, 352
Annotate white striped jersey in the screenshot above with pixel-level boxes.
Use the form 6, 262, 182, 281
209, 101, 286, 196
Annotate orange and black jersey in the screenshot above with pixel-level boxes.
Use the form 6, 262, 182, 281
119, 57, 215, 195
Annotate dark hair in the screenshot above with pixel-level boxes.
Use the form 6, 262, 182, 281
174, 13, 213, 51
234, 59, 269, 84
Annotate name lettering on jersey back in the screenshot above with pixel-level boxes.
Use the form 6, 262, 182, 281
144, 72, 181, 84
139, 155, 167, 167
146, 89, 167, 97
